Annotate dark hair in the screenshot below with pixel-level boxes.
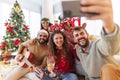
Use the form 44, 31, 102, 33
41, 18, 51, 29
48, 30, 69, 58
73, 26, 87, 33
62, 21, 73, 30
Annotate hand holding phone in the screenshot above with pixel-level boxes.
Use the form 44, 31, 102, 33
79, 0, 99, 17
62, 0, 97, 18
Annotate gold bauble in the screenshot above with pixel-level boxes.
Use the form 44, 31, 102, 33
16, 34, 18, 36
14, 20, 16, 22
89, 35, 94, 41
8, 35, 10, 37
14, 6, 21, 13
13, 48, 16, 50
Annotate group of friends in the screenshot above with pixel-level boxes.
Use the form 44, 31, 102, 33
4, 0, 120, 80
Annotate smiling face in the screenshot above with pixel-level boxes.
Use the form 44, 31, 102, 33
53, 33, 64, 49
37, 32, 48, 44
73, 28, 89, 48
41, 20, 49, 30
41, 18, 50, 30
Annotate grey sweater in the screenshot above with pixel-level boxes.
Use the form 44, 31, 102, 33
76, 24, 120, 78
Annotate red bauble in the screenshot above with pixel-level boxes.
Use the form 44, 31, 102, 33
13, 39, 21, 46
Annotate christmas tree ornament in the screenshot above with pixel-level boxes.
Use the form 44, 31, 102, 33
0, 0, 30, 54
13, 1, 21, 14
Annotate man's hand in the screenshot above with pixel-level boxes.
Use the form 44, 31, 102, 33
34, 67, 45, 79
15, 54, 23, 62
80, 0, 114, 34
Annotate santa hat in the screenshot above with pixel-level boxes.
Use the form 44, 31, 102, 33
38, 30, 49, 37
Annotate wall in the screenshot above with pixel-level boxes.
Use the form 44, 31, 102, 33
0, 0, 41, 13
0, 1, 41, 42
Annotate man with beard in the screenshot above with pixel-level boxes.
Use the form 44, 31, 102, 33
73, 0, 120, 80
5, 30, 50, 80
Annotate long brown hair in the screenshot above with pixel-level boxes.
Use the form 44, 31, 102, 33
48, 30, 69, 58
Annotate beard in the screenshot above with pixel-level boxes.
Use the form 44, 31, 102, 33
78, 38, 89, 48
38, 39, 48, 44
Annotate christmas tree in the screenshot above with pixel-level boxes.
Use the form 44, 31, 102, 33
0, 1, 30, 54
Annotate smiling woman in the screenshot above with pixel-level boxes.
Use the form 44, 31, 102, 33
0, 0, 120, 54
48, 30, 79, 80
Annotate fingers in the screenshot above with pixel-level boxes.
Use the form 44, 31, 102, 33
80, 6, 103, 14
80, 0, 111, 6
80, 0, 114, 34
34, 68, 45, 79
80, 0, 113, 21
35, 67, 42, 74
80, 2, 112, 14
15, 54, 23, 62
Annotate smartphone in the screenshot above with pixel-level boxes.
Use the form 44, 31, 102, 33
62, 0, 97, 18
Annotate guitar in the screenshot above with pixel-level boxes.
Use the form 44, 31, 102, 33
16, 48, 33, 68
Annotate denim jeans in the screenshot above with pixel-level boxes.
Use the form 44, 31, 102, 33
61, 73, 78, 80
